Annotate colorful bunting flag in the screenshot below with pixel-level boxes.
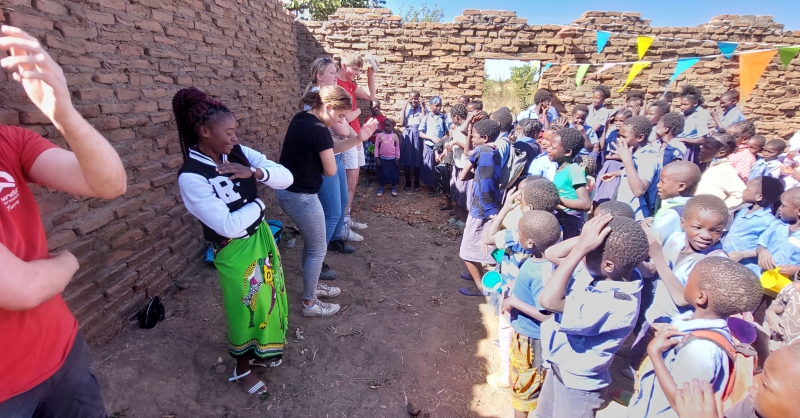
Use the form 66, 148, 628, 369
778, 46, 800, 69
717, 42, 738, 59
557, 64, 570, 77
590, 63, 617, 79
637, 36, 654, 60
575, 64, 591, 88
740, 50, 778, 102
618, 62, 649, 92
597, 31, 611, 54
663, 57, 701, 93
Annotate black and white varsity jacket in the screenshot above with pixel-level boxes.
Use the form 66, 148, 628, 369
177, 145, 293, 243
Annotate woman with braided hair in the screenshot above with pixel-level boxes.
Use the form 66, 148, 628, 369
173, 87, 293, 396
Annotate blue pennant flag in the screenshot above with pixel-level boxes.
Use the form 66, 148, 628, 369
665, 57, 701, 93
718, 42, 738, 59
596, 31, 611, 54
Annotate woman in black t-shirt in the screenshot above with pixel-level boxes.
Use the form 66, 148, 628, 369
277, 85, 377, 317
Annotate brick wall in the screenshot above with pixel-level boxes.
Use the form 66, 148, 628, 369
297, 9, 800, 139
0, 0, 300, 344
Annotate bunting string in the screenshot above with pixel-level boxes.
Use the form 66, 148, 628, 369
564, 24, 792, 48
535, 45, 800, 67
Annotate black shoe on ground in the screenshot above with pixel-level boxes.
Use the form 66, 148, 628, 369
328, 239, 355, 254
319, 263, 338, 280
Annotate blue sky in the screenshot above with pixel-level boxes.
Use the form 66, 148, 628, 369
383, 0, 798, 80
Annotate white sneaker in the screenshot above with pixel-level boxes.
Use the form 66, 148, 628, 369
340, 225, 364, 242
302, 300, 341, 317
316, 283, 341, 298
347, 218, 368, 230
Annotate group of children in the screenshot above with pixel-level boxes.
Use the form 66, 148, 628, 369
407, 84, 800, 418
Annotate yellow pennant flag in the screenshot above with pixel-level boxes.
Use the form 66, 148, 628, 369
740, 50, 778, 102
637, 36, 654, 60
618, 62, 650, 92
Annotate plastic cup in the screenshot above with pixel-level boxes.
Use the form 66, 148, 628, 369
482, 271, 502, 294
761, 268, 791, 294
491, 248, 504, 264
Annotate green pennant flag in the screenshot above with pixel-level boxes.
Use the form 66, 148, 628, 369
779, 46, 800, 69
575, 64, 591, 88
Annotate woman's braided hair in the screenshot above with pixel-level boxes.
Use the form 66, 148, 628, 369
172, 87, 233, 161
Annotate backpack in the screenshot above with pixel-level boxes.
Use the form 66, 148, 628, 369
499, 139, 528, 190
675, 329, 757, 410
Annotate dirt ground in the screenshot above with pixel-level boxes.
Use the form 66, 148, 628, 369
93, 174, 632, 418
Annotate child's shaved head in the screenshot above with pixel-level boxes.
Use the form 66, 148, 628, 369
662, 161, 701, 194
519, 210, 561, 251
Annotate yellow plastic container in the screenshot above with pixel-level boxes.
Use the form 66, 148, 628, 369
761, 268, 792, 294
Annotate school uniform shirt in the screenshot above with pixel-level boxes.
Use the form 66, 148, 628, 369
0, 125, 76, 403
629, 313, 732, 418
569, 122, 599, 149
717, 106, 746, 132
695, 158, 746, 209
650, 196, 692, 244
604, 128, 620, 155
469, 144, 502, 219
495, 132, 512, 169
510, 258, 554, 339
494, 228, 533, 285
757, 220, 800, 267
451, 129, 469, 169
646, 232, 726, 325
729, 144, 756, 183
678, 107, 711, 139
616, 142, 661, 220
517, 105, 558, 125
722, 207, 776, 275
748, 157, 781, 181
527, 152, 557, 181
179, 146, 293, 242
420, 111, 448, 145
553, 163, 587, 201
587, 105, 610, 137
659, 141, 685, 167
540, 262, 643, 390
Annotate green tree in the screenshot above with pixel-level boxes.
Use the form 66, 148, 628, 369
399, 2, 444, 23
285, 0, 386, 21
509, 64, 538, 110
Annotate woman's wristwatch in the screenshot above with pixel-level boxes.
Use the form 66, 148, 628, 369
250, 166, 258, 178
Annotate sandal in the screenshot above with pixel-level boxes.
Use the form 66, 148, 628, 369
458, 287, 484, 297
229, 368, 267, 395
249, 358, 282, 368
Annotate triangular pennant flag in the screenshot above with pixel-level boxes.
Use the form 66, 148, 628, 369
668, 57, 701, 84
637, 36, 654, 60
591, 63, 617, 79
575, 64, 591, 88
596, 31, 611, 54
618, 62, 650, 92
538, 63, 553, 89
778, 46, 800, 69
717, 42, 738, 59
740, 50, 777, 102
557, 64, 570, 77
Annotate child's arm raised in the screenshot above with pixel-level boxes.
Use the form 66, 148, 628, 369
612, 140, 650, 197
544, 237, 579, 266
647, 327, 686, 410
354, 65, 377, 102
482, 189, 521, 246
539, 214, 612, 313
646, 229, 690, 307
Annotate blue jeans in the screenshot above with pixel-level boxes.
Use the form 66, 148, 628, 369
276, 189, 326, 301
317, 154, 348, 243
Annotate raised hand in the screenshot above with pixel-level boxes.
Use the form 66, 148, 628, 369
574, 214, 613, 254
0, 25, 73, 124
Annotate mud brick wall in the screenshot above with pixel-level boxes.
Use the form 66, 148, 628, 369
0, 0, 300, 344
297, 9, 800, 139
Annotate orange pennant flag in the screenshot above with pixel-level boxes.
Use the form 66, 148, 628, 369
557, 64, 570, 77
740, 50, 778, 102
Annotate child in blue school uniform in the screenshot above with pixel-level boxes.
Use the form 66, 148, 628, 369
498, 210, 562, 417
536, 215, 650, 418
604, 116, 661, 221
628, 257, 763, 418
711, 89, 746, 134
757, 188, 800, 280
676, 85, 711, 165
459, 119, 503, 297
643, 161, 702, 244
517, 89, 559, 129
568, 104, 600, 156
419, 95, 448, 195
527, 128, 558, 181
723, 176, 784, 275
592, 109, 633, 209
398, 90, 426, 190
587, 85, 612, 138
548, 128, 592, 239
655, 112, 687, 168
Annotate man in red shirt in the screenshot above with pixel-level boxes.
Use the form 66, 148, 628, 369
337, 51, 376, 242
0, 26, 127, 417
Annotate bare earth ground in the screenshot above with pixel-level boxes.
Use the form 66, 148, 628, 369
94, 173, 631, 418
